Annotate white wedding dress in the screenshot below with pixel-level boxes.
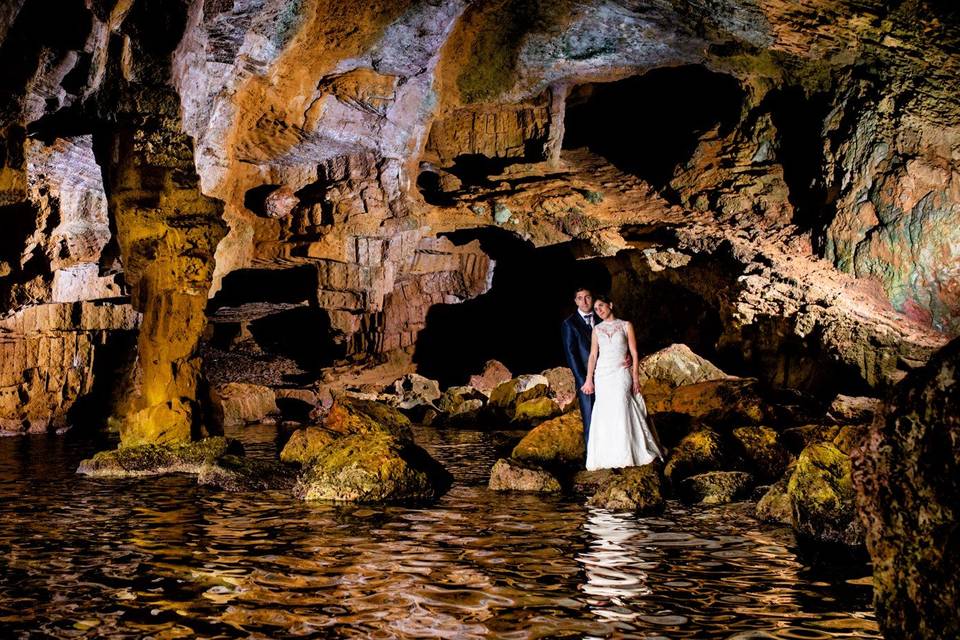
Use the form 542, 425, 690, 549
585, 319, 664, 471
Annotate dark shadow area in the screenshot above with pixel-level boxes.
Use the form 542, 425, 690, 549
208, 266, 317, 311
563, 66, 745, 196
66, 330, 138, 431
416, 169, 456, 206
247, 306, 340, 372
413, 228, 610, 387
765, 87, 833, 233
243, 184, 281, 217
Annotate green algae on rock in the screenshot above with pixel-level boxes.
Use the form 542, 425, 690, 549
511, 410, 584, 468
197, 455, 297, 492
755, 475, 793, 525
678, 470, 754, 505
279, 426, 340, 465
787, 443, 863, 547
324, 397, 413, 440
664, 429, 728, 482
77, 437, 241, 477
512, 396, 561, 425
731, 426, 794, 481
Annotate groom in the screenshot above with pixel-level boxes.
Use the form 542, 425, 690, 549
561, 287, 597, 445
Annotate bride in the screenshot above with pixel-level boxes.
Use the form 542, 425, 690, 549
580, 295, 664, 471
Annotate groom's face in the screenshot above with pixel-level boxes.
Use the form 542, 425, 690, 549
575, 290, 593, 313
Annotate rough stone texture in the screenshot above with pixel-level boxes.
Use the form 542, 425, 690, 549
852, 337, 960, 640
510, 410, 584, 469
587, 465, 665, 513
488, 375, 549, 419
780, 424, 842, 455
832, 424, 869, 455
731, 426, 793, 482
829, 395, 883, 425
468, 360, 513, 396
389, 373, 442, 410
540, 366, 577, 412
210, 382, 279, 427
512, 396, 560, 424
323, 397, 413, 440
488, 457, 561, 493
635, 343, 729, 397
655, 378, 766, 428
77, 437, 241, 478
678, 471, 754, 505
197, 455, 297, 492
788, 442, 863, 547
664, 429, 728, 482
279, 426, 339, 465
294, 431, 452, 503
755, 475, 793, 525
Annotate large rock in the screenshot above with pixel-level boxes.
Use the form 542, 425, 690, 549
436, 386, 487, 427
660, 378, 766, 427
829, 394, 883, 424
210, 382, 279, 426
468, 360, 513, 396
488, 458, 561, 492
663, 429, 727, 482
832, 424, 869, 455
755, 475, 793, 525
587, 465, 665, 513
279, 426, 339, 465
852, 337, 960, 640
294, 432, 451, 503
197, 455, 297, 491
389, 373, 442, 410
636, 344, 729, 397
678, 471, 754, 505
323, 397, 413, 440
780, 424, 842, 454
512, 396, 561, 424
77, 437, 241, 477
488, 375, 549, 419
540, 366, 578, 412
730, 426, 793, 481
788, 443, 863, 546
511, 410, 585, 468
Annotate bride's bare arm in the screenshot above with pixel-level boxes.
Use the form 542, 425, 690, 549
626, 321, 641, 394
581, 329, 599, 394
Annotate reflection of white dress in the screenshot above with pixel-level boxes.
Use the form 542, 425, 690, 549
586, 319, 664, 471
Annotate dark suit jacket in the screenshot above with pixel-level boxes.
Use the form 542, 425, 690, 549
561, 312, 593, 384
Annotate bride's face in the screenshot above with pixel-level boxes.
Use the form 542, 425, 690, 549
594, 300, 613, 320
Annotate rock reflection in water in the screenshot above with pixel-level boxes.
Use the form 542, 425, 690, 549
0, 426, 879, 639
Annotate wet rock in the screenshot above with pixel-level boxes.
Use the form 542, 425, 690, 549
540, 366, 577, 412
511, 410, 585, 469
829, 394, 883, 424
488, 375, 549, 419
572, 468, 614, 494
587, 465, 665, 513
77, 437, 241, 477
787, 443, 863, 546
197, 455, 297, 491
832, 425, 869, 455
512, 396, 561, 425
468, 360, 513, 396
678, 471, 754, 505
755, 475, 793, 525
210, 382, 279, 427
852, 337, 960, 640
488, 458, 561, 492
294, 432, 451, 503
436, 386, 487, 426
635, 343, 729, 397
279, 426, 339, 465
437, 385, 486, 413
730, 426, 793, 481
323, 397, 413, 440
663, 378, 766, 427
780, 424, 842, 454
663, 429, 727, 482
389, 373, 442, 410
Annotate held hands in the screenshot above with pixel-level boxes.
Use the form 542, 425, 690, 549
632, 377, 641, 395
622, 353, 633, 369
581, 379, 595, 395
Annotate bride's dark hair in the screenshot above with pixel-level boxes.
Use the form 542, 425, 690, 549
593, 293, 614, 306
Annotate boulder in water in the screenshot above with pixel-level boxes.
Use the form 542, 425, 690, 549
77, 437, 241, 477
197, 455, 297, 491
663, 428, 727, 482
787, 442, 863, 546
678, 470, 754, 505
511, 410, 585, 468
488, 458, 561, 492
587, 465, 664, 512
755, 474, 793, 525
731, 426, 793, 481
280, 426, 339, 465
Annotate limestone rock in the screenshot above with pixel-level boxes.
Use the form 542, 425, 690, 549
294, 432, 451, 503
77, 437, 241, 477
788, 443, 863, 547
540, 366, 577, 412
678, 471, 754, 505
436, 385, 487, 426
730, 426, 793, 481
664, 429, 727, 482
279, 426, 339, 465
829, 395, 883, 424
197, 455, 297, 492
636, 343, 729, 397
489, 375, 549, 419
663, 378, 766, 427
389, 373, 442, 410
210, 382, 279, 427
755, 475, 793, 525
587, 465, 665, 513
324, 397, 413, 440
832, 424, 869, 455
468, 360, 513, 396
512, 396, 561, 424
511, 410, 585, 469
781, 424, 842, 455
488, 458, 561, 492
852, 337, 960, 640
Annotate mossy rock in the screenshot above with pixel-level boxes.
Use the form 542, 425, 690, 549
678, 471, 754, 505
663, 428, 727, 482
587, 464, 664, 513
511, 410, 584, 469
488, 458, 561, 492
77, 437, 242, 477
666, 378, 766, 427
787, 442, 863, 546
197, 455, 297, 492
324, 397, 413, 440
279, 426, 339, 465
755, 475, 793, 525
293, 432, 451, 503
832, 424, 869, 455
437, 386, 487, 414
731, 426, 794, 481
488, 375, 549, 418
781, 424, 841, 454
512, 396, 560, 424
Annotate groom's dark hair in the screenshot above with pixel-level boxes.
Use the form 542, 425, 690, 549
573, 286, 592, 295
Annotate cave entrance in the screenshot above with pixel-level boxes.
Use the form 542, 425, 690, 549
562, 65, 745, 196
413, 229, 610, 387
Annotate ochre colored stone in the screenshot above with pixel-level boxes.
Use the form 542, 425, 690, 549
788, 443, 863, 546
664, 429, 727, 482
511, 410, 585, 468
323, 397, 413, 440
279, 426, 340, 465
512, 396, 560, 424
77, 437, 240, 477
731, 426, 794, 481
678, 471, 754, 505
587, 465, 664, 512
488, 458, 561, 492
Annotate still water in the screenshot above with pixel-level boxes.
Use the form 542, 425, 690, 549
0, 425, 879, 639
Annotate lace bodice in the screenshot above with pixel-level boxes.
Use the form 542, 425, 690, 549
595, 319, 629, 368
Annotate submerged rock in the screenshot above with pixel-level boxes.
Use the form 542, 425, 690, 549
210, 382, 279, 427
294, 432, 451, 503
587, 465, 664, 513
678, 471, 753, 505
197, 455, 297, 492
787, 443, 863, 547
852, 337, 960, 640
731, 426, 793, 481
755, 475, 793, 525
511, 410, 585, 468
663, 429, 727, 482
77, 437, 241, 477
488, 458, 561, 492
279, 426, 339, 465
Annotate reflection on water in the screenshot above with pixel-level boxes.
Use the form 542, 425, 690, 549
0, 426, 879, 639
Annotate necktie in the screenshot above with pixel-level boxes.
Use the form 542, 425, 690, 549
584, 313, 593, 327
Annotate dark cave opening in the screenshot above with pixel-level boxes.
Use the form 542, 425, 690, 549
562, 65, 745, 196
